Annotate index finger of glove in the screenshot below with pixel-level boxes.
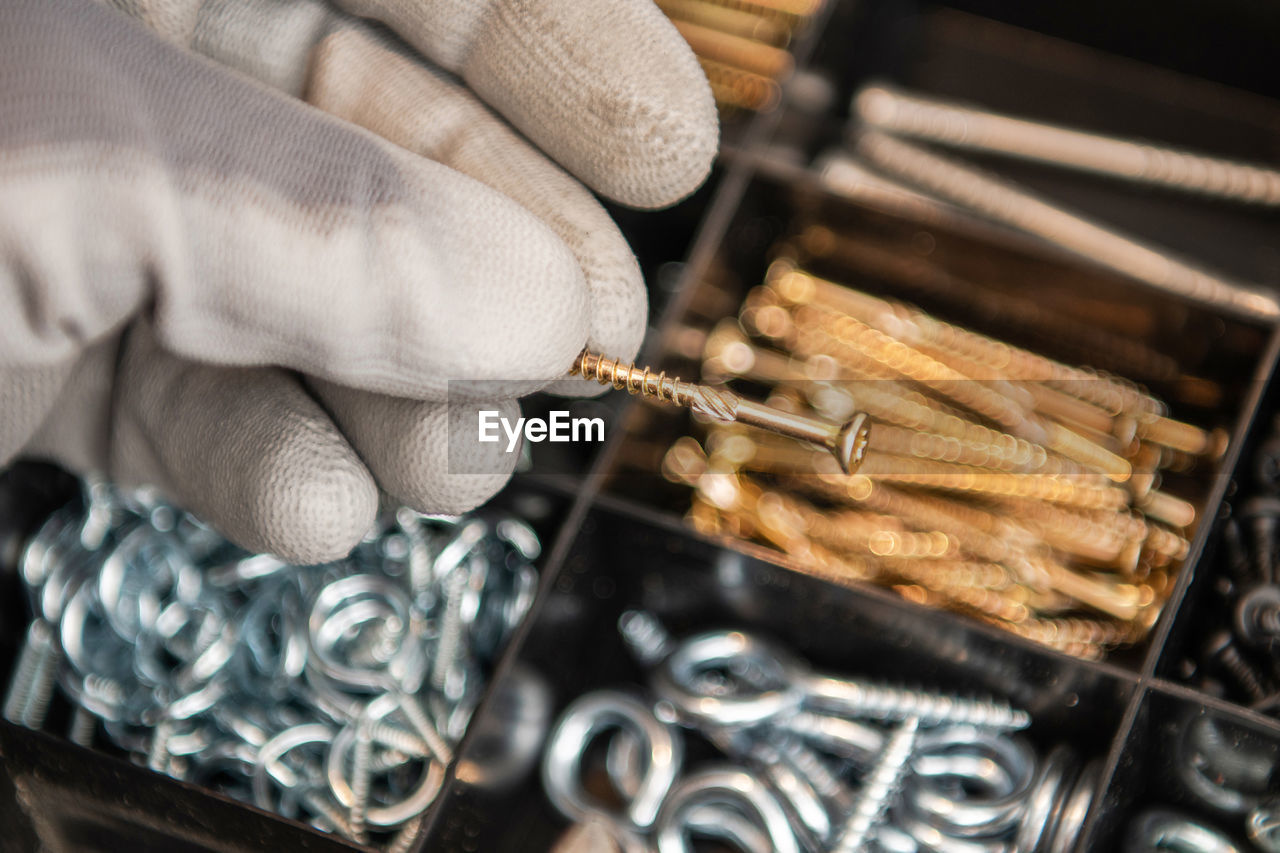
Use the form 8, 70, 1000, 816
333, 0, 719, 209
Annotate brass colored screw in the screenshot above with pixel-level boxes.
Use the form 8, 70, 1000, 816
698, 58, 782, 112
853, 130, 1280, 321
791, 226, 1183, 384
656, 0, 792, 46
671, 18, 795, 79
854, 83, 1280, 207
1137, 490, 1197, 530
572, 349, 871, 474
767, 261, 1164, 416
697, 0, 824, 22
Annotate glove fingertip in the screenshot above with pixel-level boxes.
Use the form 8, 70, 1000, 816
246, 451, 379, 564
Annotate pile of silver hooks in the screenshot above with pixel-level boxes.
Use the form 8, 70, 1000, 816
542, 612, 1100, 852
3, 478, 539, 850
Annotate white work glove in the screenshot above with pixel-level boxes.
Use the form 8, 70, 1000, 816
0, 0, 717, 562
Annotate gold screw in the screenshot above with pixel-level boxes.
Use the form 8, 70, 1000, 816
571, 349, 871, 474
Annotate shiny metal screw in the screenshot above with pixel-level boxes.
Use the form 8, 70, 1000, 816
348, 718, 373, 845
148, 719, 175, 773
398, 693, 454, 767
68, 706, 95, 747
855, 82, 1280, 207
618, 610, 675, 666
368, 720, 432, 758
18, 624, 60, 729
853, 129, 1279, 321
386, 815, 424, 853
571, 349, 871, 474
431, 559, 471, 697
3, 620, 53, 724
1205, 630, 1269, 702
774, 733, 856, 815
803, 674, 1031, 730
831, 715, 920, 852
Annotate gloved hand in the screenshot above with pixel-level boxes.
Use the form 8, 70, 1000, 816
0, 0, 717, 562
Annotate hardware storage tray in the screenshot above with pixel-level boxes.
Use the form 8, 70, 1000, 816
3, 2, 1280, 850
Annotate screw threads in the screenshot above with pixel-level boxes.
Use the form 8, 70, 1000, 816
1220, 644, 1268, 701
20, 635, 60, 729
832, 715, 920, 852
572, 349, 740, 422
148, 720, 174, 773
573, 350, 687, 403
431, 565, 469, 694
69, 706, 95, 747
807, 676, 1031, 730
618, 610, 674, 666
303, 788, 355, 839
83, 673, 125, 706
386, 816, 424, 853
776, 736, 854, 812
368, 721, 431, 758
3, 620, 51, 724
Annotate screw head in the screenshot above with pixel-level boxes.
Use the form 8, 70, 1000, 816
836, 412, 872, 475
1236, 585, 1280, 651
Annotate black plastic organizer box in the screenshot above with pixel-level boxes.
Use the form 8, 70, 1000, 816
4, 1, 1280, 851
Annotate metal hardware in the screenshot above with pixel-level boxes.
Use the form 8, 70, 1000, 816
542, 613, 1097, 851
831, 715, 919, 852
852, 129, 1279, 321
3, 478, 540, 850
654, 767, 801, 853
645, 252, 1215, 657
571, 349, 871, 474
649, 628, 1030, 730
543, 690, 684, 830
1126, 810, 1244, 853
854, 83, 1280, 207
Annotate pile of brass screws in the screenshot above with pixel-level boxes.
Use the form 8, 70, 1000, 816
653, 259, 1225, 659
657, 0, 826, 113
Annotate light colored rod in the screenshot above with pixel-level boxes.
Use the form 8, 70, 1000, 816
855, 83, 1280, 207
853, 129, 1280, 321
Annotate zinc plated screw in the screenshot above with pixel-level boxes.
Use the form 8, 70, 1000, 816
19, 623, 60, 729
571, 349, 871, 475
386, 815, 424, 853
68, 706, 95, 746
367, 720, 433, 758
348, 718, 373, 845
1205, 629, 1269, 702
431, 558, 471, 695
397, 692, 454, 767
148, 719, 175, 773
773, 733, 856, 815
802, 673, 1031, 730
647, 623, 1031, 731
3, 619, 53, 724
831, 715, 920, 852
618, 610, 675, 667
1243, 496, 1280, 583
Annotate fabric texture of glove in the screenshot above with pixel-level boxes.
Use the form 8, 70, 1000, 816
0, 0, 717, 562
